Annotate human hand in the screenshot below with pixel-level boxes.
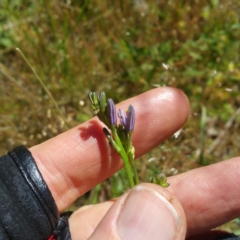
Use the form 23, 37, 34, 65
29, 87, 240, 239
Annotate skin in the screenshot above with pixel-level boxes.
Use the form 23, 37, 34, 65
29, 87, 240, 239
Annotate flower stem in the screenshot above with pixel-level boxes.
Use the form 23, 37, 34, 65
127, 133, 139, 185
128, 152, 139, 185
111, 127, 135, 188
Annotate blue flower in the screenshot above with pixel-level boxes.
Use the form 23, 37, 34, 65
107, 99, 117, 126
118, 105, 135, 132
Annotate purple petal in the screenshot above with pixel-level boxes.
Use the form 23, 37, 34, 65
107, 99, 117, 126
126, 105, 135, 132
118, 109, 127, 128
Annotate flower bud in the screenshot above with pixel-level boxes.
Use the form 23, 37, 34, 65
107, 99, 117, 126
150, 174, 170, 188
118, 109, 127, 127
118, 105, 135, 132
88, 92, 100, 115
126, 105, 135, 132
98, 92, 107, 113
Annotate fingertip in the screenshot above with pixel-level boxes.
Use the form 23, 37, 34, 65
147, 87, 190, 126
89, 183, 186, 240
132, 87, 190, 157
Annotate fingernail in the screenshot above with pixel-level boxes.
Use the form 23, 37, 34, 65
117, 186, 181, 240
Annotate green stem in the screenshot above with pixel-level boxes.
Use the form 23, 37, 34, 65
111, 127, 135, 188
127, 133, 139, 185
128, 152, 139, 185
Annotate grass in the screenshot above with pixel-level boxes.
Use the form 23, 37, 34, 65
1, 0, 240, 232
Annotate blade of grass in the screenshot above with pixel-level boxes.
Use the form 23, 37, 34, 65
199, 105, 207, 165
16, 48, 71, 129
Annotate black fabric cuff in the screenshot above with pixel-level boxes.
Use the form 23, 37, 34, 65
0, 146, 71, 240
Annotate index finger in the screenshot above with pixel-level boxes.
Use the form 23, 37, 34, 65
30, 87, 190, 211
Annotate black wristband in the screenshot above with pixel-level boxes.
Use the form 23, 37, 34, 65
0, 146, 60, 239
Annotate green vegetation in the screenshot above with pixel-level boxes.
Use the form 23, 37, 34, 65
1, 0, 240, 230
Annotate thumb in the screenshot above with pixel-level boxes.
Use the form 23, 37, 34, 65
89, 183, 186, 240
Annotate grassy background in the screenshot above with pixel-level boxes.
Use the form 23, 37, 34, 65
1, 0, 240, 233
